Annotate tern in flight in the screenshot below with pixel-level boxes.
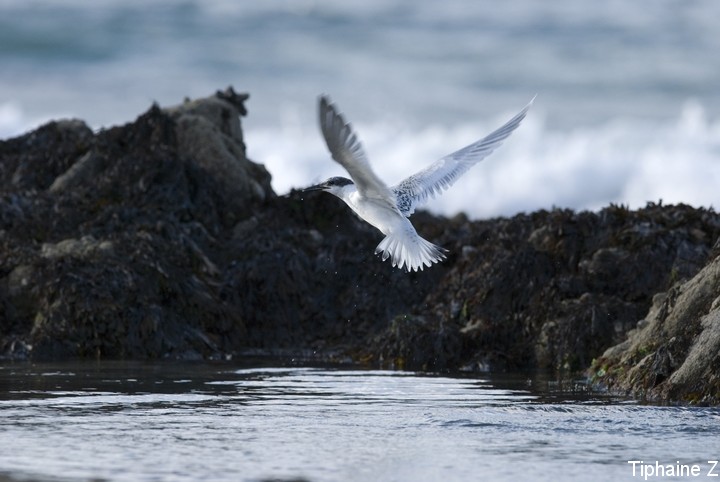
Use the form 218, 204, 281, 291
304, 95, 534, 272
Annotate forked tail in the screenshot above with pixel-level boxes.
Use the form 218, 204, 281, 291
374, 228, 447, 272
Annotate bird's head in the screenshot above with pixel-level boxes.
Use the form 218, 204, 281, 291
302, 176, 354, 198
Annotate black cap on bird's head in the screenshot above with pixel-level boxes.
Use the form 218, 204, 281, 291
302, 176, 354, 193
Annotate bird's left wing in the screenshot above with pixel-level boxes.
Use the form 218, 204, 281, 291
319, 96, 396, 205
392, 97, 534, 216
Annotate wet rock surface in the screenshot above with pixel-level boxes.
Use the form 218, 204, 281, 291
1, 87, 719, 403
590, 245, 720, 404
368, 205, 719, 375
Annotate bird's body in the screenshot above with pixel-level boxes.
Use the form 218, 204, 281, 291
305, 95, 534, 272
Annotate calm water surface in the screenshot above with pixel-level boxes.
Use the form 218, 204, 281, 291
0, 361, 718, 482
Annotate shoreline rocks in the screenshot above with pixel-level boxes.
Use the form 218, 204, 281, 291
1, 87, 718, 404
590, 244, 720, 404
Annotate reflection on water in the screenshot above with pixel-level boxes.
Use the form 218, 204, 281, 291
0, 361, 718, 482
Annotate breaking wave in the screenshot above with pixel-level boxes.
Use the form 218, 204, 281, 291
249, 100, 720, 218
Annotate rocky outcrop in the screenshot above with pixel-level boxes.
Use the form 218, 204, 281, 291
0, 87, 271, 359
366, 205, 719, 373
590, 244, 720, 404
1, 87, 719, 404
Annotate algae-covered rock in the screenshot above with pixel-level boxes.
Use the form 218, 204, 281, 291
0, 88, 264, 359
368, 205, 719, 373
165, 87, 272, 224
591, 253, 720, 404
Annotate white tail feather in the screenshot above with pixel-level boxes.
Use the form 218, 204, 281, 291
374, 229, 447, 272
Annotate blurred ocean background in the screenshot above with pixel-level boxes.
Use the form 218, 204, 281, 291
1, 0, 719, 218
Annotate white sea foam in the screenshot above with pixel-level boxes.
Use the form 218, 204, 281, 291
0, 102, 26, 139
248, 100, 720, 218
0, 102, 68, 140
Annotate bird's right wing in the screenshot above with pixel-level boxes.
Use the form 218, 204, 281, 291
319, 96, 396, 206
392, 97, 534, 216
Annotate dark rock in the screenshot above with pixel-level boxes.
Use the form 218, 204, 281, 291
2, 119, 93, 191
369, 205, 719, 373
165, 87, 272, 225
1, 87, 719, 405
0, 89, 260, 359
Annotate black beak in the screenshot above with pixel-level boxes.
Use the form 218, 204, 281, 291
301, 183, 326, 193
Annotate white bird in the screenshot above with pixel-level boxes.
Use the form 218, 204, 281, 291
304, 95, 534, 272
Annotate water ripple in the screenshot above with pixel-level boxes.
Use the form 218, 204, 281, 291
1, 362, 719, 482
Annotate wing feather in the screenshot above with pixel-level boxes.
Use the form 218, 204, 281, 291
319, 96, 396, 204
392, 96, 535, 216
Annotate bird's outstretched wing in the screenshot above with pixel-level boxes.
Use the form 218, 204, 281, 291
392, 97, 535, 216
319, 96, 396, 205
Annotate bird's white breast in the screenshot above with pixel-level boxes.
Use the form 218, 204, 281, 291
344, 190, 405, 236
